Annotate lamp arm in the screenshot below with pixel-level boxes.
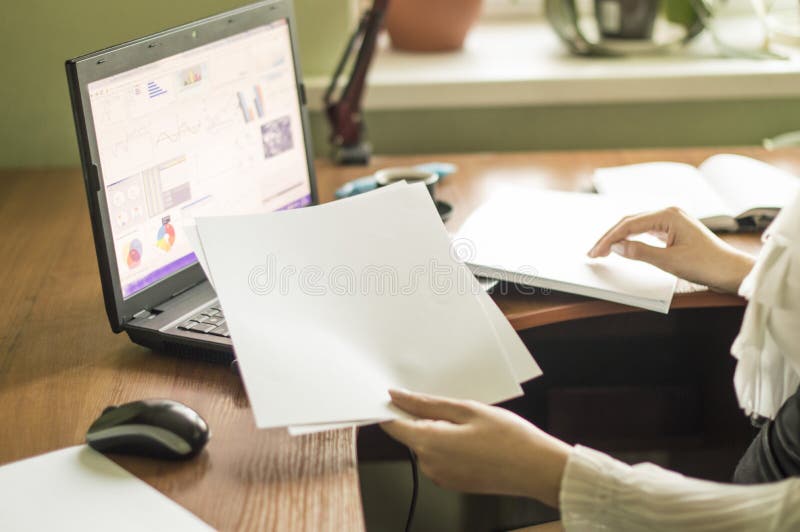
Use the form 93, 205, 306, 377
324, 0, 389, 163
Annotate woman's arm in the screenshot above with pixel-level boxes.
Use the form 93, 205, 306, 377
382, 390, 800, 532
587, 207, 755, 294
561, 444, 800, 531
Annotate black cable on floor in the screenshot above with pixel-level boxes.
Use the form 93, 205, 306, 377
405, 447, 419, 532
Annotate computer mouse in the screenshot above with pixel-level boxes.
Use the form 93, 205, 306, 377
86, 399, 210, 460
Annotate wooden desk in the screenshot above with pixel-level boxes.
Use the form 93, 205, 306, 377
2, 147, 798, 528
0, 169, 364, 531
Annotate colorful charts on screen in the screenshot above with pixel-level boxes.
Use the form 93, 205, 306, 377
125, 238, 143, 269
156, 223, 176, 252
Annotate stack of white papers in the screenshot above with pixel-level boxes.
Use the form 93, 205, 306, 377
188, 183, 540, 432
0, 446, 211, 531
454, 189, 677, 313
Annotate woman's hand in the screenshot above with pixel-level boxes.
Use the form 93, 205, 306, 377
587, 207, 755, 294
380, 389, 571, 507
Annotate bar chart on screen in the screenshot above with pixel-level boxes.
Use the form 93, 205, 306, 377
237, 84, 266, 123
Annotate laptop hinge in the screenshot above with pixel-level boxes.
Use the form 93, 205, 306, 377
171, 280, 203, 299
132, 308, 155, 320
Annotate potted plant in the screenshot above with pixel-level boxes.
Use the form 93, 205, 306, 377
385, 0, 484, 52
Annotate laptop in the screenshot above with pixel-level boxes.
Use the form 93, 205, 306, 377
66, 0, 317, 364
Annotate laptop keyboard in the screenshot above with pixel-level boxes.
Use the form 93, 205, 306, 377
177, 306, 230, 338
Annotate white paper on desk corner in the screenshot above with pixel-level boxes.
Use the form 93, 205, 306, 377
0, 445, 212, 532
196, 183, 539, 429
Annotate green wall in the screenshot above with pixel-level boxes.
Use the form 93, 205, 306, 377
1, 1, 798, 168
0, 0, 350, 168
308, 98, 800, 158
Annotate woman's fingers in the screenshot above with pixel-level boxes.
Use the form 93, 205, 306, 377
585, 206, 754, 292
382, 395, 571, 504
648, 230, 669, 243
389, 389, 475, 423
588, 210, 674, 258
381, 391, 480, 451
611, 240, 669, 269
379, 418, 423, 446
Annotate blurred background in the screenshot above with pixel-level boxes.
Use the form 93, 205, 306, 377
3, 0, 800, 169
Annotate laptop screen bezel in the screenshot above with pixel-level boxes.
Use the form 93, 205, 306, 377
66, 0, 318, 332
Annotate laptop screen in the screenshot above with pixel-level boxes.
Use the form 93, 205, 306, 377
87, 19, 312, 299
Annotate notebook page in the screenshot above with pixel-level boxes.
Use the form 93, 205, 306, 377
699, 154, 800, 217
593, 161, 734, 220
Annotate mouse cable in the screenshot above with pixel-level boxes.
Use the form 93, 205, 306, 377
404, 446, 418, 532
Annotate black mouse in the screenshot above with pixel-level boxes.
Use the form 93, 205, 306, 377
86, 399, 210, 460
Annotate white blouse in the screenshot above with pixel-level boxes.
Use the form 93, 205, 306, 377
732, 189, 800, 420
561, 445, 800, 531
559, 190, 800, 530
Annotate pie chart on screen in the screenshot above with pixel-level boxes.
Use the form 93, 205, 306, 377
157, 223, 176, 252
126, 238, 143, 269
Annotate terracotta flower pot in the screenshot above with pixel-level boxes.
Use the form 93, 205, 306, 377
385, 0, 484, 52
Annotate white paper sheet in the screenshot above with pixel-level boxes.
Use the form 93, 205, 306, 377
286, 289, 539, 436
183, 183, 409, 291
456, 189, 677, 313
196, 184, 532, 428
186, 185, 540, 434
287, 419, 380, 436
187, 219, 378, 436
184, 219, 215, 286
185, 219, 540, 387
0, 446, 212, 532
285, 286, 539, 436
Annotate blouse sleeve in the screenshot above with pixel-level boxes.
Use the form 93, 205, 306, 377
730, 189, 800, 420
560, 445, 800, 531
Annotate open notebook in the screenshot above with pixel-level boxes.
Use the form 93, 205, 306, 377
455, 189, 677, 313
593, 154, 800, 232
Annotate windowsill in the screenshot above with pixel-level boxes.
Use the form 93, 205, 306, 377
304, 19, 800, 111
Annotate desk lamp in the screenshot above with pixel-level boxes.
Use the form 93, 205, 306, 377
324, 0, 389, 165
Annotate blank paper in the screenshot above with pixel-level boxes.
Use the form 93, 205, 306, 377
0, 446, 212, 531
197, 184, 535, 428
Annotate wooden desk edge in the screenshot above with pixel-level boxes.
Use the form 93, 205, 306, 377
505, 291, 746, 331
